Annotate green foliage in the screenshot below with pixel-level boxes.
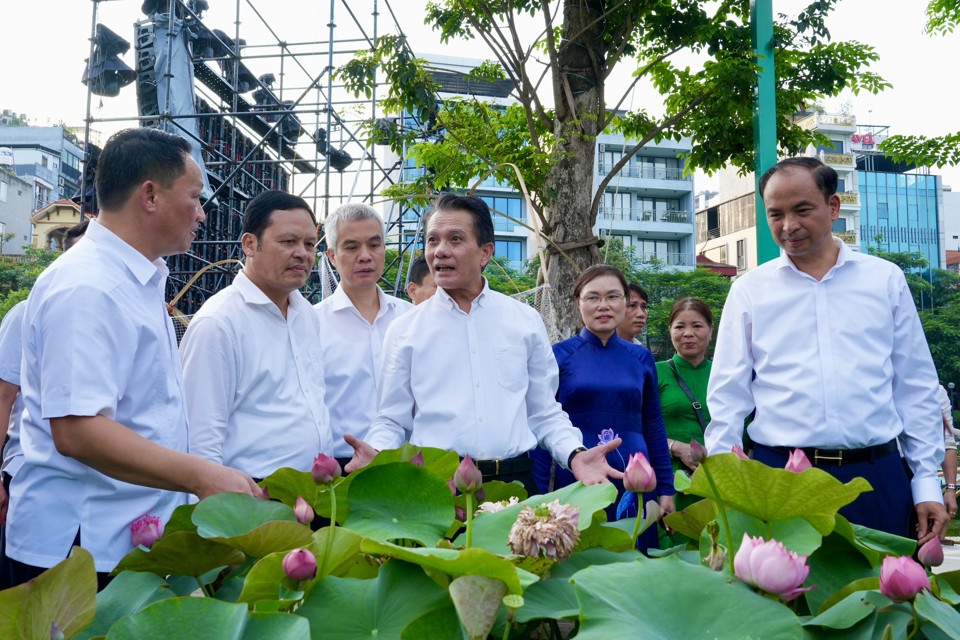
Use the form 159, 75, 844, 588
0, 247, 58, 320
926, 0, 960, 36
7, 447, 960, 638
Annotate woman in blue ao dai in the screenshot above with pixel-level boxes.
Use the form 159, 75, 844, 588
532, 265, 675, 554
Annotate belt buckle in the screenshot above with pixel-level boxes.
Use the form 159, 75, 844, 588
494, 459, 501, 476
813, 449, 843, 466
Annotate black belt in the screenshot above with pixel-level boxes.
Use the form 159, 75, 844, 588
759, 440, 898, 467
471, 452, 533, 477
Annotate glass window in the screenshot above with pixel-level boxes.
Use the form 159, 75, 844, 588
832, 219, 847, 233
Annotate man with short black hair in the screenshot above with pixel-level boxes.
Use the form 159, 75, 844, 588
706, 156, 948, 543
6, 128, 259, 588
406, 256, 436, 305
181, 190, 332, 480
345, 194, 622, 492
617, 283, 649, 342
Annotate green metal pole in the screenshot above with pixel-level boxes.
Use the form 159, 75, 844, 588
751, 0, 780, 265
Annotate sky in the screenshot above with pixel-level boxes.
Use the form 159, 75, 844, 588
1, 0, 956, 189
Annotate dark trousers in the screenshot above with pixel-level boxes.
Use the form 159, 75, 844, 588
753, 444, 912, 538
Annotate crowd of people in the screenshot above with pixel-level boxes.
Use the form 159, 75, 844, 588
0, 128, 956, 591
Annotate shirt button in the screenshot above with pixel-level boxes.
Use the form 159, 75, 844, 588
475, 383, 480, 388
478, 416, 484, 422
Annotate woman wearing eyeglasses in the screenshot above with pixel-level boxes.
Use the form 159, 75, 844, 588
532, 265, 674, 554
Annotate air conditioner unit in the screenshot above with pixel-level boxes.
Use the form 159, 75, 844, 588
598, 143, 605, 153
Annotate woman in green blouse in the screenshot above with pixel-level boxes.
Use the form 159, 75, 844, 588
656, 298, 714, 492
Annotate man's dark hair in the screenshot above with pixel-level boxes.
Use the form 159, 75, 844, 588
426, 193, 495, 247
758, 157, 838, 202
64, 219, 90, 251
242, 190, 316, 243
627, 283, 649, 303
408, 255, 430, 286
95, 128, 193, 211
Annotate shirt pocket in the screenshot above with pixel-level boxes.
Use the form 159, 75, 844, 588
495, 346, 526, 390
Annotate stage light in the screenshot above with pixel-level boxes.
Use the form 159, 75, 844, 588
315, 128, 353, 172
82, 24, 137, 97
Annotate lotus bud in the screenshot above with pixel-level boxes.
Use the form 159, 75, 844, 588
734, 533, 812, 601
453, 455, 483, 494
623, 451, 657, 494
130, 514, 164, 549
689, 440, 708, 464
410, 451, 425, 467
731, 445, 749, 461
282, 548, 318, 581
259, 485, 271, 500
880, 555, 931, 602
448, 479, 458, 496
784, 449, 812, 473
917, 538, 944, 567
294, 496, 314, 525
311, 453, 341, 485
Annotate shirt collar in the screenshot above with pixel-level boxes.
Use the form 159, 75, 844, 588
234, 270, 307, 313
85, 219, 168, 286
579, 326, 615, 348
329, 283, 395, 317
775, 236, 850, 277
434, 277, 490, 312
672, 352, 709, 370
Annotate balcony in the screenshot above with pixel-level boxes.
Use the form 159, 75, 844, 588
597, 207, 691, 224
633, 252, 689, 267
835, 231, 858, 245
837, 191, 859, 206
597, 164, 691, 181
819, 151, 855, 168
796, 113, 856, 132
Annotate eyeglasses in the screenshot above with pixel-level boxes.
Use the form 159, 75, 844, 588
579, 293, 625, 306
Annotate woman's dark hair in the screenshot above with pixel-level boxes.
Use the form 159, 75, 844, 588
571, 264, 628, 301
667, 297, 713, 327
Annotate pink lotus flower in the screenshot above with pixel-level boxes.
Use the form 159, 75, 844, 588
734, 533, 812, 601
130, 514, 164, 549
294, 496, 314, 525
917, 538, 944, 567
453, 455, 483, 494
689, 440, 708, 464
731, 445, 749, 461
410, 451, 425, 467
623, 451, 657, 493
880, 555, 931, 602
785, 449, 812, 473
311, 453, 341, 485
282, 548, 318, 581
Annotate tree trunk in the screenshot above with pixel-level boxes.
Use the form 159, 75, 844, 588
542, 0, 605, 340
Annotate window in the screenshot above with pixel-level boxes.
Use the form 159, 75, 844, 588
41, 155, 48, 168
736, 239, 747, 270
494, 239, 524, 270
0, 181, 6, 203
480, 196, 524, 232
831, 219, 847, 233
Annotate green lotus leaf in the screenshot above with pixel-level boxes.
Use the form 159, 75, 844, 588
105, 597, 308, 639
112, 531, 245, 577
259, 467, 351, 524
0, 546, 96, 640
343, 462, 455, 545
572, 554, 802, 639
688, 453, 871, 535
73, 572, 174, 640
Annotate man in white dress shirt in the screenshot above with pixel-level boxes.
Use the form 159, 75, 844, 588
181, 191, 332, 480
705, 157, 948, 544
314, 203, 412, 471
344, 194, 622, 492
5, 128, 259, 588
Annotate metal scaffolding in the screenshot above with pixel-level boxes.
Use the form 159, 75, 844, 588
81, 0, 426, 314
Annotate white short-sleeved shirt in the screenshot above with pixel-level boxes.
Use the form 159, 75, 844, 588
180, 271, 332, 478
314, 285, 412, 457
6, 221, 189, 572
365, 280, 583, 465
0, 301, 26, 477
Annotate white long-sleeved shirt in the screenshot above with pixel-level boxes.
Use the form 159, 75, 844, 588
7, 221, 189, 571
705, 239, 944, 505
180, 271, 332, 479
365, 281, 583, 465
314, 285, 412, 457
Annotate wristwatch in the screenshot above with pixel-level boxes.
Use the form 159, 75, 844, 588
567, 447, 588, 468
945, 483, 959, 490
